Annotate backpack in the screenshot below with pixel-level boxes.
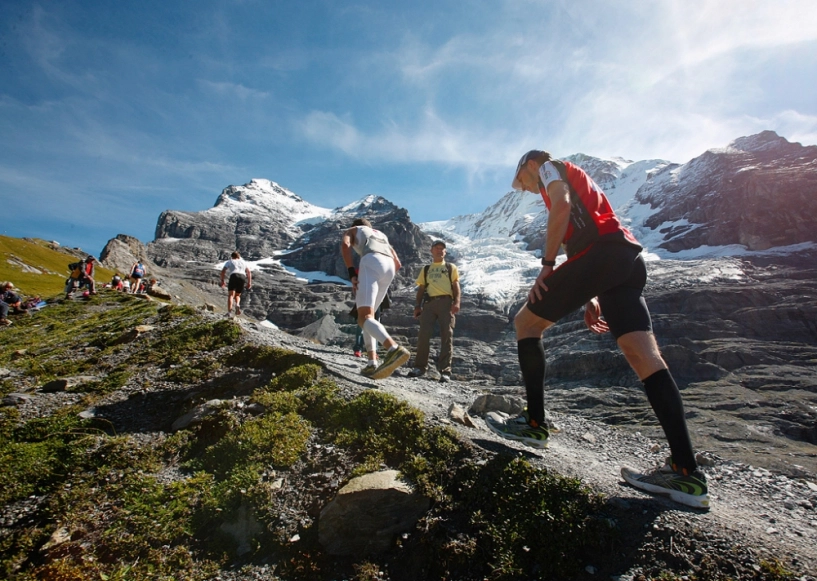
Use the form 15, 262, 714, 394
68, 262, 83, 279
421, 263, 454, 305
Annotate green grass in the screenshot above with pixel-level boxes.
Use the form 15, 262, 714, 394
0, 235, 115, 298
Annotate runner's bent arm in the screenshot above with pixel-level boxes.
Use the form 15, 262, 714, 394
530, 180, 571, 303
340, 227, 358, 290
340, 228, 356, 270
543, 180, 571, 263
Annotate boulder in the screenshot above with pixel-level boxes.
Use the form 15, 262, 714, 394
318, 470, 430, 556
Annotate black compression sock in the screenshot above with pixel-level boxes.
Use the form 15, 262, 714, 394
642, 368, 697, 472
517, 338, 546, 426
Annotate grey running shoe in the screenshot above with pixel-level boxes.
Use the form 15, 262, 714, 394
360, 363, 378, 377
485, 414, 549, 449
235, 306, 241, 316
621, 459, 710, 510
439, 374, 451, 383
407, 367, 426, 378
371, 346, 411, 379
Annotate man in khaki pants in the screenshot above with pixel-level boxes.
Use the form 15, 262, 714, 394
409, 240, 461, 383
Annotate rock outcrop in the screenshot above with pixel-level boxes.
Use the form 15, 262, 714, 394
99, 234, 151, 274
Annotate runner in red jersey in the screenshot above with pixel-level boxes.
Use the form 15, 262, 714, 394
485, 149, 710, 510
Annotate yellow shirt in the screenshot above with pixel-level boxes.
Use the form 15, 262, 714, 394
415, 262, 460, 297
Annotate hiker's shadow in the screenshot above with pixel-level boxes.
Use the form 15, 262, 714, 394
88, 368, 274, 434
471, 437, 543, 460
469, 437, 700, 577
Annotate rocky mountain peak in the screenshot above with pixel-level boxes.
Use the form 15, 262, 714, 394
729, 130, 790, 153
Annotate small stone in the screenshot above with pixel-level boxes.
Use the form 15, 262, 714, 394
448, 403, 476, 427
582, 432, 597, 444
2, 393, 33, 406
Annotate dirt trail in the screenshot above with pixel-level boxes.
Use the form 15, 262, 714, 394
266, 325, 817, 577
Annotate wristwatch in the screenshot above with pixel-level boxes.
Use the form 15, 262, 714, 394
541, 258, 556, 267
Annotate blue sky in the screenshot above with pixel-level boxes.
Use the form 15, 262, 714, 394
2, 0, 816, 256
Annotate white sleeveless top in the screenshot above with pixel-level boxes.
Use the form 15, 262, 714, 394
353, 226, 392, 257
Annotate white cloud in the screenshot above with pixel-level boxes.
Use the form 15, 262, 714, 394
198, 80, 270, 100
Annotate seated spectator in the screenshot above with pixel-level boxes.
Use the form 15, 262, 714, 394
1, 282, 25, 313
111, 274, 124, 291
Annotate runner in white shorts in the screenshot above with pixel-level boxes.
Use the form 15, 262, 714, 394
340, 218, 410, 379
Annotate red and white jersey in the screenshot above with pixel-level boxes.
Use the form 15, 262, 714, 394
538, 160, 641, 258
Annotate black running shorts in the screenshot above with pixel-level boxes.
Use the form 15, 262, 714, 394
227, 273, 247, 293
524, 243, 652, 339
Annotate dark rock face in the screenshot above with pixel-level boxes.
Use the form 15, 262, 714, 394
278, 203, 431, 289
638, 131, 817, 252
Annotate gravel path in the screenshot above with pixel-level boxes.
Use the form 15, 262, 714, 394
257, 321, 817, 578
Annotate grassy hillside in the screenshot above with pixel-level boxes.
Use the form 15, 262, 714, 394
0, 235, 115, 298
0, 294, 629, 581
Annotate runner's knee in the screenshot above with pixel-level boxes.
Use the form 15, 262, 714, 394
514, 306, 552, 339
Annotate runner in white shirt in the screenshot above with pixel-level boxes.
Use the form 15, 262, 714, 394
220, 251, 252, 317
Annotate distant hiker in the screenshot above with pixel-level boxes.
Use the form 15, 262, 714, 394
408, 240, 461, 383
129, 260, 146, 294
111, 274, 124, 291
65, 259, 85, 297
76, 256, 97, 295
486, 149, 709, 510
220, 251, 252, 317
340, 218, 410, 379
